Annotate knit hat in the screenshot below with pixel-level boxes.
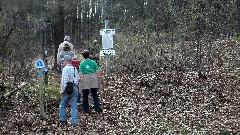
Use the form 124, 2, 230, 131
64, 36, 70, 41
63, 55, 72, 61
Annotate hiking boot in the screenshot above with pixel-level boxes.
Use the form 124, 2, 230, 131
83, 111, 90, 115
71, 123, 78, 127
96, 108, 102, 113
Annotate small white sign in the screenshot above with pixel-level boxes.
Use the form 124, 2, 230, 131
35, 59, 45, 69
100, 49, 116, 56
100, 29, 115, 49
102, 34, 113, 49
100, 29, 115, 35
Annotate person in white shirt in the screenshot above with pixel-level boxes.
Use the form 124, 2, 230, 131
59, 55, 79, 126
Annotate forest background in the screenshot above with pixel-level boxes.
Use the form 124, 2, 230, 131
0, 0, 239, 134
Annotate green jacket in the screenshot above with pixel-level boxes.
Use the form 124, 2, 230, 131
79, 58, 98, 74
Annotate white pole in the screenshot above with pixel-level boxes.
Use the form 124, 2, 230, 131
105, 20, 110, 77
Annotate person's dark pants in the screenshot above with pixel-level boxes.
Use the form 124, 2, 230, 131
82, 88, 100, 112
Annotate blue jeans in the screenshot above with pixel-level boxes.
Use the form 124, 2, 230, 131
82, 88, 100, 112
59, 85, 78, 124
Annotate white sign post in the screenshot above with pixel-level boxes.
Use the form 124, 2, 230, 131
35, 59, 45, 117
100, 20, 116, 77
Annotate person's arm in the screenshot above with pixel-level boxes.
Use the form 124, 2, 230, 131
57, 53, 60, 64
96, 70, 103, 84
96, 70, 101, 79
70, 43, 74, 51
79, 72, 83, 79
94, 62, 102, 82
79, 63, 84, 79
57, 50, 64, 65
60, 68, 67, 95
57, 44, 62, 63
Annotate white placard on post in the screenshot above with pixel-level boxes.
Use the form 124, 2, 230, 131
100, 29, 115, 49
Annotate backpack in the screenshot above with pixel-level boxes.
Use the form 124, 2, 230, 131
72, 60, 80, 72
64, 67, 76, 94
65, 82, 74, 94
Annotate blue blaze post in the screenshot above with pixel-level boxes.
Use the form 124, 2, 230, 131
35, 59, 44, 117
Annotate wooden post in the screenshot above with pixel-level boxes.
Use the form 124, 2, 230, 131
38, 69, 44, 117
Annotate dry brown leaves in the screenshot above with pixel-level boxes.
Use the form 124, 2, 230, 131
0, 38, 239, 134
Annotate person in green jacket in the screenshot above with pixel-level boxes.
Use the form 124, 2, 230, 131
79, 50, 102, 113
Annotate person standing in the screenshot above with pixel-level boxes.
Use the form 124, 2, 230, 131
57, 44, 75, 72
57, 36, 75, 72
44, 59, 49, 85
79, 50, 102, 113
59, 55, 80, 126
88, 40, 100, 66
58, 36, 74, 56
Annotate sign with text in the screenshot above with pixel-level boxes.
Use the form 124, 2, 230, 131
100, 49, 116, 56
100, 29, 115, 49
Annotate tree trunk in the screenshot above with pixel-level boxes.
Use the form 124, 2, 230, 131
237, 0, 240, 36
52, 0, 64, 69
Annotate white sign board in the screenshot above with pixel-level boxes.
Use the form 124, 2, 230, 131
100, 29, 115, 49
35, 59, 45, 69
100, 49, 116, 56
